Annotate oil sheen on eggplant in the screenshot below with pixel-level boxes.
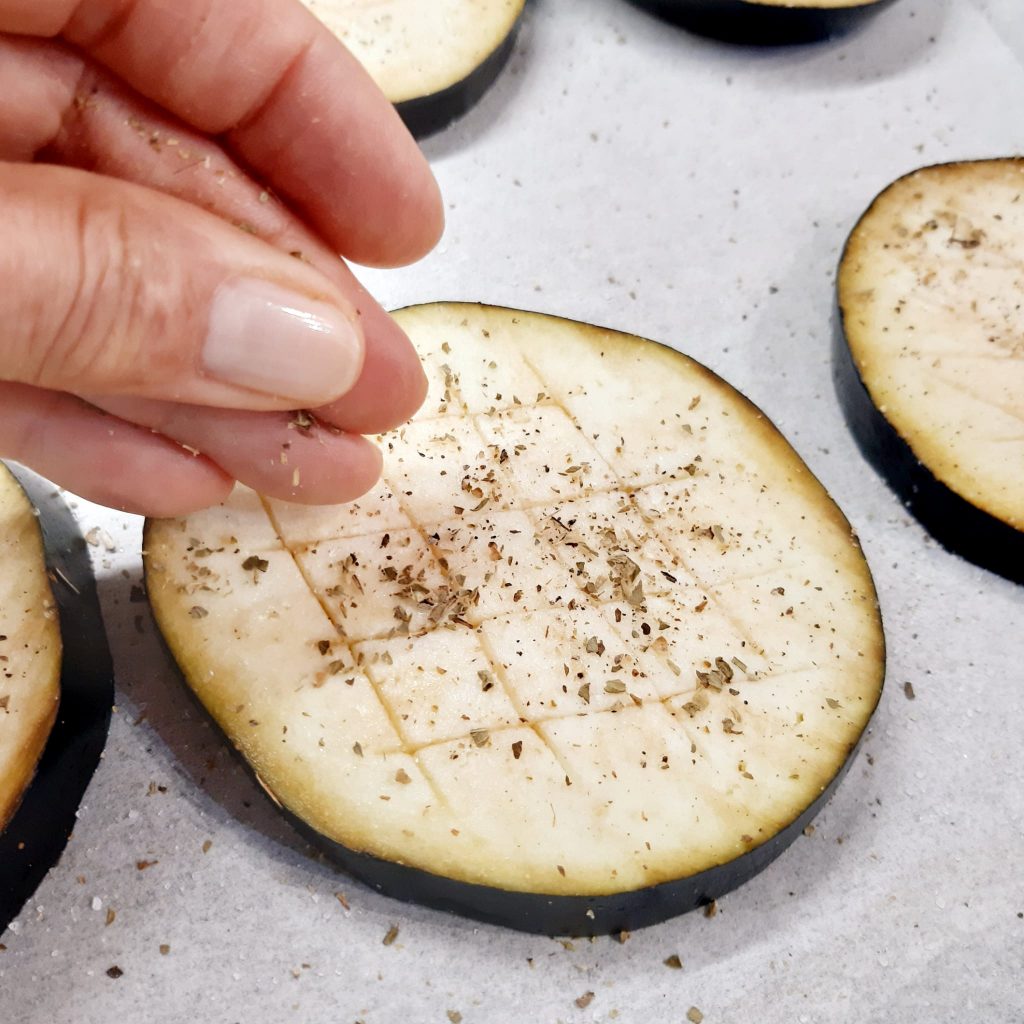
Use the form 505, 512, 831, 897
629, 0, 895, 45
300, 0, 524, 136
837, 159, 1024, 584
145, 303, 885, 935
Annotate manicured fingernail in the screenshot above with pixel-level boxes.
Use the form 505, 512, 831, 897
203, 278, 363, 403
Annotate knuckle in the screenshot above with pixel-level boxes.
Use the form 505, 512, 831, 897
34, 197, 167, 392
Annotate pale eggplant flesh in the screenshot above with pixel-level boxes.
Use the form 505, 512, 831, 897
253, 742, 861, 935
145, 303, 885, 935
836, 160, 1024, 584
394, 28, 520, 140
300, 0, 524, 137
628, 0, 896, 45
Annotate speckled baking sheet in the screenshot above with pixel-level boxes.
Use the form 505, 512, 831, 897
2, 1, 1022, 1021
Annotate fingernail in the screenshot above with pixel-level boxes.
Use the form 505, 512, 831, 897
203, 278, 363, 403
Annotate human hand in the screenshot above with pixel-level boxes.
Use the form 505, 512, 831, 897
0, 0, 443, 515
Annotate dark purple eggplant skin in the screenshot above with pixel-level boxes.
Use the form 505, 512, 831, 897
146, 600, 880, 936
627, 0, 896, 45
143, 532, 882, 936
833, 305, 1024, 586
278, 737, 868, 936
1, 466, 114, 934
142, 325, 886, 935
394, 19, 521, 138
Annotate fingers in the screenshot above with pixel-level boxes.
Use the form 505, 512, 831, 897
0, 0, 72, 35
0, 160, 371, 410
0, 0, 445, 266
0, 383, 233, 516
222, 30, 444, 267
0, 14, 438, 514
0, 35, 429, 434
88, 396, 383, 504
0, 33, 79, 160
313, 278, 430, 435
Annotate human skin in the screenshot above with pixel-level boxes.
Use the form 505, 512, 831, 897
0, 0, 444, 515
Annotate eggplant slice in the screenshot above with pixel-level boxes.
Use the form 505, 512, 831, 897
837, 160, 1024, 584
1, 464, 114, 932
300, 0, 524, 137
0, 465, 61, 833
629, 0, 895, 45
145, 303, 884, 935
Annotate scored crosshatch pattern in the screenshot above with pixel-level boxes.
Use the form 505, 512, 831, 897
474, 404, 621, 502
159, 331, 864, 778
406, 320, 550, 421
354, 628, 521, 748
259, 321, 854, 783
379, 414, 518, 523
147, 304, 885, 895
267, 477, 412, 548
422, 508, 580, 621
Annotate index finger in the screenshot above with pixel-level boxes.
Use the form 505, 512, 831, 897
0, 0, 443, 266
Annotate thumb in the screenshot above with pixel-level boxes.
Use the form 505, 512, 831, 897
0, 162, 365, 409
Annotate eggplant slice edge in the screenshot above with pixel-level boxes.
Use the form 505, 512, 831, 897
146, 302, 885, 934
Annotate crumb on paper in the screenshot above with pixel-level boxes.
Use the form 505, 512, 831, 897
84, 526, 117, 552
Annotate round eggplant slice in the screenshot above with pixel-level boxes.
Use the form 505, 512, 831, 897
0, 465, 61, 833
629, 0, 895, 45
300, 0, 524, 137
145, 303, 884, 935
837, 159, 1024, 584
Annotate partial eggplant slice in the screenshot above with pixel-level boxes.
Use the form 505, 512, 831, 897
0, 465, 61, 832
837, 159, 1024, 583
145, 303, 884, 935
300, 0, 525, 137
630, 0, 895, 45
1, 465, 114, 932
